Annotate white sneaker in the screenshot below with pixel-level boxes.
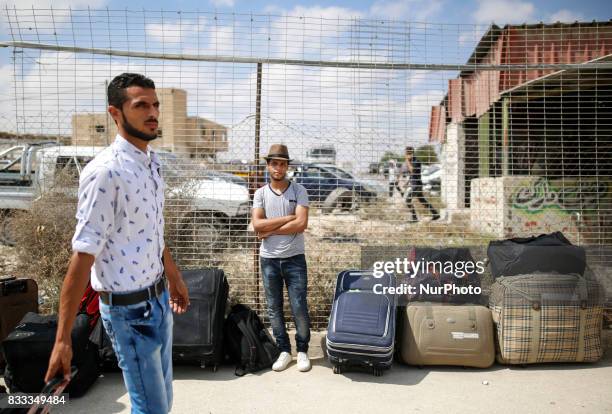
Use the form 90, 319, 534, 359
297, 352, 311, 372
272, 352, 292, 372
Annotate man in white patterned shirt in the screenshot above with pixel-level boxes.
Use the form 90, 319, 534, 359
46, 73, 190, 414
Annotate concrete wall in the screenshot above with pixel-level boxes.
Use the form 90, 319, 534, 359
184, 117, 229, 158
441, 122, 465, 210
157, 88, 185, 153
71, 113, 117, 147
469, 175, 612, 244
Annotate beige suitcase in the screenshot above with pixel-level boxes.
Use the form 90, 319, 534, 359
490, 273, 605, 365
399, 303, 495, 368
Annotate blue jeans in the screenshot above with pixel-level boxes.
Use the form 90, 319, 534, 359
261, 253, 311, 353
99, 288, 173, 414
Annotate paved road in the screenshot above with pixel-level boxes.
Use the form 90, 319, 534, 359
45, 330, 612, 414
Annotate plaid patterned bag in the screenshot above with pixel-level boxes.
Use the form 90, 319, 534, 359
490, 273, 604, 364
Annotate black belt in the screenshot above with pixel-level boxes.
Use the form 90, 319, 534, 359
99, 277, 167, 306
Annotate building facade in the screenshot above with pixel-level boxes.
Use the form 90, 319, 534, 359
72, 88, 228, 158
429, 22, 612, 245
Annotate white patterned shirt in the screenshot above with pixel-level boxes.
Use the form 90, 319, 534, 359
71, 135, 166, 293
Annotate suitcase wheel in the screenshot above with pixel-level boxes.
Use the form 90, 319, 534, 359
332, 365, 342, 375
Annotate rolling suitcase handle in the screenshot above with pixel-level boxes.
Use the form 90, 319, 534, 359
26, 367, 78, 414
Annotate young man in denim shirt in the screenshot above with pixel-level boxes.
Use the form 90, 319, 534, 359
252, 144, 311, 372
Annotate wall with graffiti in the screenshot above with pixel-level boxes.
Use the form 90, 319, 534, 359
470, 176, 611, 244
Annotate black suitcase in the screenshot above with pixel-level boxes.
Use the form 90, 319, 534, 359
487, 231, 586, 278
172, 268, 228, 371
1, 313, 99, 398
0, 277, 38, 368
402, 247, 482, 304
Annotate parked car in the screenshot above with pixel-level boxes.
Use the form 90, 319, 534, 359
289, 163, 378, 213
156, 151, 250, 248
421, 163, 441, 192
0, 145, 249, 248
305, 145, 336, 165
368, 162, 380, 174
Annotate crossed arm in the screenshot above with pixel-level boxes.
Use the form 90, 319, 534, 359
251, 205, 309, 239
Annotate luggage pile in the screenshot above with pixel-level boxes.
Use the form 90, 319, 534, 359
0, 267, 282, 407
1, 231, 607, 390
325, 232, 607, 375
0, 277, 103, 399
488, 232, 605, 365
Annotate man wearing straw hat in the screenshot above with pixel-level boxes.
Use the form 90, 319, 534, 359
251, 144, 312, 372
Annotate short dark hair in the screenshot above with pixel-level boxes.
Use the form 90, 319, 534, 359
404, 146, 414, 154
107, 73, 155, 109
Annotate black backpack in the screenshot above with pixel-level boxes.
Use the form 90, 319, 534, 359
224, 304, 280, 376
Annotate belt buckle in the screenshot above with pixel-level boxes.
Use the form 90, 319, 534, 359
106, 292, 113, 306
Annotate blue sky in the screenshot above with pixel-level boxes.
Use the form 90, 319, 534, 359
0, 0, 610, 168
0, 0, 603, 24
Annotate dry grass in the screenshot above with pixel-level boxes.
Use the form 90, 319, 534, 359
2, 173, 506, 330
12, 172, 78, 313
208, 237, 361, 329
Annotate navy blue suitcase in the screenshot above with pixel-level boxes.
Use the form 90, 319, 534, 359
326, 270, 397, 376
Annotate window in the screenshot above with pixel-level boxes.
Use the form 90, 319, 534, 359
319, 170, 335, 179
95, 125, 105, 133
0, 146, 25, 173
305, 167, 322, 178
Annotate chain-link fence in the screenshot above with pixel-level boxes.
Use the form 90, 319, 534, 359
1, 9, 611, 328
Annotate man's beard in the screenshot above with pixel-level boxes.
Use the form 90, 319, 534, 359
270, 172, 286, 181
121, 112, 158, 142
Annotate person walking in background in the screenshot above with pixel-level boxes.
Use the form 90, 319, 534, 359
387, 159, 403, 198
251, 144, 312, 373
402, 146, 440, 223
45, 73, 190, 414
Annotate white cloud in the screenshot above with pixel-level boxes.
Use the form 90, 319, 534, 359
473, 0, 535, 24
209, 0, 235, 7
370, 0, 443, 21
145, 16, 208, 46
285, 5, 363, 20
1, 0, 105, 8
548, 9, 584, 23
0, 0, 107, 34
0, 11, 449, 172
255, 6, 363, 61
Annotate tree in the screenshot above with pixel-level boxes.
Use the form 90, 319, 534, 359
416, 145, 438, 164
379, 151, 403, 164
